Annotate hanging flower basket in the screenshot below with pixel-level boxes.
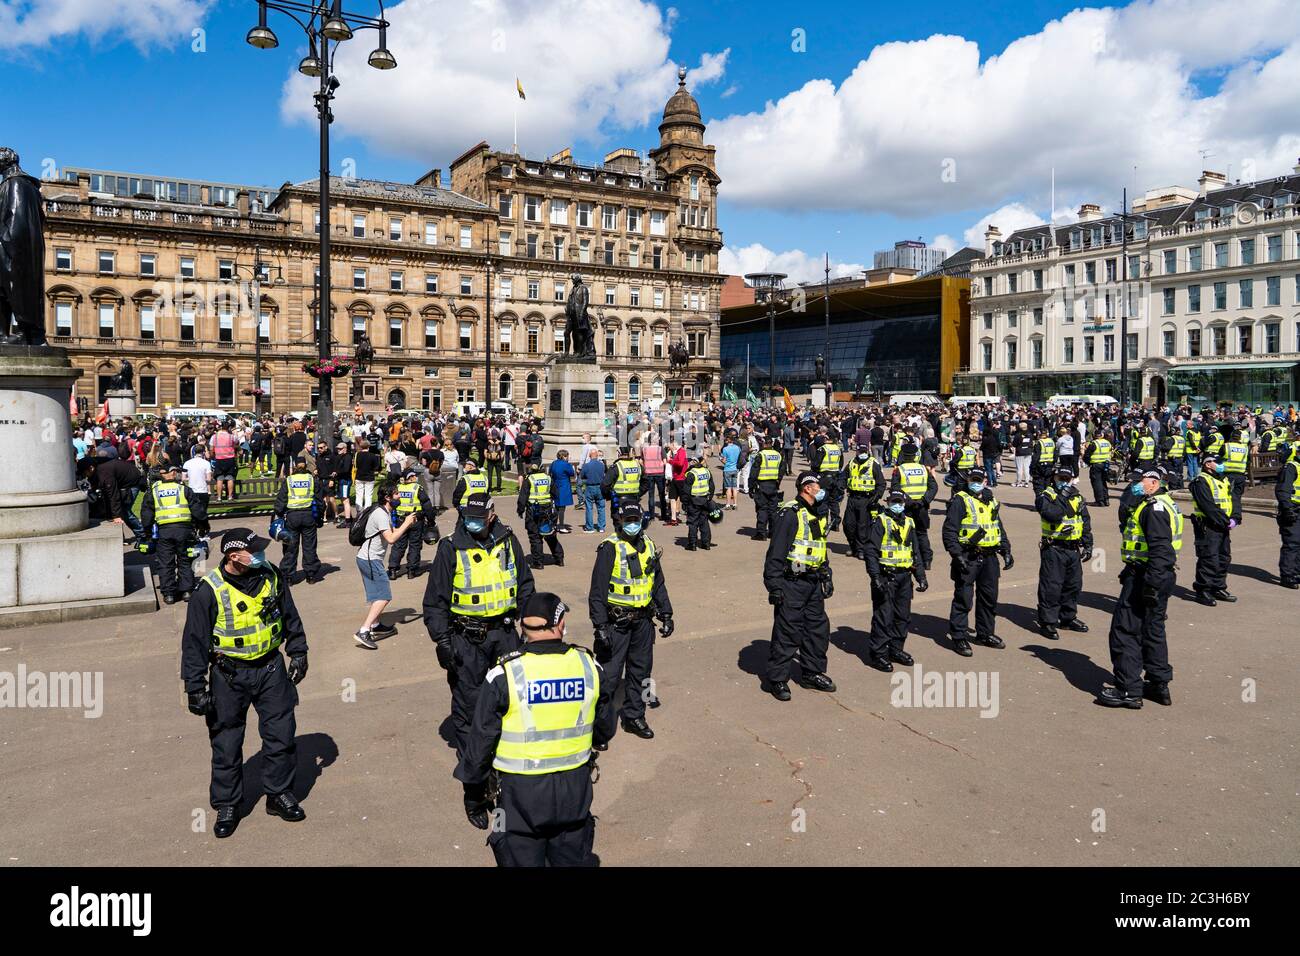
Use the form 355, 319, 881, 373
242, 387, 266, 397
303, 357, 353, 378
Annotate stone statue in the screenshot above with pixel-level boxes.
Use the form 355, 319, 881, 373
562, 274, 595, 360
815, 353, 825, 382
668, 337, 689, 375
354, 333, 374, 374
108, 358, 133, 391
0, 147, 47, 347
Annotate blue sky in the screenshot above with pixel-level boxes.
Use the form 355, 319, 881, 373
4, 0, 1298, 282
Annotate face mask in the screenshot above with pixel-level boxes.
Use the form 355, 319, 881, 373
1214, 463, 1226, 475
813, 489, 827, 502
889, 503, 905, 515
968, 482, 985, 494
1131, 482, 1145, 496
1055, 481, 1071, 491
463, 518, 487, 536
621, 522, 643, 537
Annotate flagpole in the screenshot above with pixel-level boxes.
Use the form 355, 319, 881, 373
513, 99, 518, 155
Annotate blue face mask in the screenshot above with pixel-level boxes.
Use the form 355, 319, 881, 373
814, 489, 827, 502
1055, 480, 1071, 491
968, 482, 985, 494
248, 551, 270, 569
889, 503, 905, 515
463, 518, 486, 535
622, 522, 643, 537
1131, 482, 1145, 496
1214, 463, 1226, 475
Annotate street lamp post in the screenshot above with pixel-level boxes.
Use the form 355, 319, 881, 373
484, 233, 494, 416
744, 272, 787, 407
248, 0, 396, 446
235, 247, 286, 417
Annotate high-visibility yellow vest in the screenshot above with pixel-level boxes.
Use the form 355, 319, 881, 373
847, 457, 877, 493
1192, 474, 1233, 520
818, 442, 842, 472
151, 481, 191, 525
1088, 438, 1112, 464
891, 432, 906, 460
686, 466, 711, 498
1202, 432, 1224, 456
613, 459, 642, 496
604, 535, 657, 607
1166, 434, 1185, 459
460, 472, 489, 500
756, 449, 783, 482
1223, 441, 1248, 474
779, 500, 827, 570
285, 473, 314, 510
1136, 436, 1156, 461
897, 463, 928, 500
956, 445, 978, 469
1039, 488, 1084, 542
1286, 463, 1300, 503
493, 647, 598, 776
1122, 493, 1184, 563
395, 480, 420, 516
877, 513, 915, 569
1036, 437, 1056, 463
527, 473, 553, 504
451, 538, 519, 617
956, 490, 1002, 548
202, 568, 283, 660
1187, 428, 1202, 452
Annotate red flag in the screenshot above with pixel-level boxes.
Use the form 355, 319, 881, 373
68, 393, 78, 417
95, 399, 109, 424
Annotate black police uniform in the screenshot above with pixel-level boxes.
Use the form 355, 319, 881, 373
763, 496, 832, 685
1082, 439, 1112, 506
1035, 483, 1093, 630
455, 638, 616, 866
588, 531, 673, 725
683, 465, 715, 549
140, 479, 200, 599
864, 509, 926, 662
941, 487, 1013, 647
274, 470, 323, 582
1189, 471, 1233, 599
1029, 436, 1056, 496
181, 564, 307, 811
1107, 493, 1178, 702
750, 446, 786, 540
810, 440, 846, 531
517, 473, 564, 568
389, 479, 439, 577
889, 456, 937, 569
842, 453, 885, 558
1274, 454, 1300, 587
423, 523, 536, 756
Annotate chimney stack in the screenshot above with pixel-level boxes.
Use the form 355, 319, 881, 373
1197, 169, 1227, 197
1077, 203, 1103, 222
983, 225, 1002, 256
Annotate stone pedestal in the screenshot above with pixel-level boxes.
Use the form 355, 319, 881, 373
542, 357, 619, 461
349, 372, 386, 416
105, 388, 137, 419
811, 384, 828, 408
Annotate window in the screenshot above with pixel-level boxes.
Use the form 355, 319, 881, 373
220, 261, 236, 282
550, 237, 564, 262
687, 330, 707, 358
55, 248, 72, 271
1187, 327, 1201, 357
498, 192, 514, 217
55, 301, 73, 335
650, 330, 664, 358
459, 321, 471, 350
426, 273, 439, 294
1105, 258, 1117, 282
1162, 329, 1175, 357
390, 271, 404, 292
553, 281, 565, 302
651, 246, 662, 270
690, 175, 700, 200
98, 250, 115, 274
1063, 294, 1074, 323
1085, 262, 1096, 284
630, 330, 641, 357
1103, 334, 1115, 362
1084, 336, 1095, 362
258, 311, 270, 344
1266, 275, 1281, 307
627, 208, 642, 232
1127, 255, 1140, 280
629, 376, 640, 400
1005, 340, 1017, 370
604, 375, 615, 401
1063, 337, 1074, 364
390, 217, 403, 241
1188, 246, 1202, 272
526, 327, 539, 353
524, 233, 538, 259
1213, 282, 1226, 310
650, 210, 666, 236
1235, 278, 1252, 308
459, 225, 472, 249
1033, 308, 1043, 326
1163, 250, 1177, 274
424, 221, 438, 245
181, 307, 195, 341
1265, 321, 1280, 353
550, 199, 568, 225
498, 373, 512, 400
1162, 288, 1175, 314
981, 341, 993, 370
602, 205, 617, 230
180, 257, 195, 279
498, 231, 512, 256
524, 195, 540, 222
1033, 268, 1043, 290
1188, 284, 1201, 313
526, 372, 539, 401
389, 318, 403, 348
653, 288, 664, 308
460, 275, 472, 295
1267, 234, 1282, 263
424, 320, 438, 349
1214, 241, 1228, 268
353, 214, 366, 238
139, 375, 157, 406
1212, 325, 1227, 356
1008, 273, 1018, 293
604, 241, 615, 266
605, 285, 616, 306
1238, 325, 1252, 354
352, 315, 367, 344
135, 253, 157, 278
578, 239, 591, 264
498, 325, 511, 354
179, 376, 196, 406
554, 327, 564, 353
353, 268, 367, 290
1007, 309, 1018, 328
1031, 339, 1043, 369
577, 203, 593, 228
605, 328, 615, 356
527, 280, 539, 300
1125, 332, 1138, 361
218, 309, 233, 343
218, 377, 235, 408
313, 209, 321, 234
1240, 237, 1255, 265
499, 276, 512, 299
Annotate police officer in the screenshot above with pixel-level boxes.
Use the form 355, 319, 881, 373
863, 490, 927, 672
942, 468, 1013, 656
452, 459, 490, 513
181, 528, 309, 838
1129, 425, 1157, 472
843, 444, 885, 559
389, 466, 438, 579
1099, 469, 1183, 708
602, 446, 645, 513
1029, 429, 1056, 496
1221, 427, 1250, 525
1275, 443, 1300, 589
762, 472, 835, 700
811, 432, 845, 531
517, 461, 564, 570
890, 442, 936, 570
750, 435, 786, 541
1189, 453, 1236, 606
1200, 421, 1226, 459
1260, 420, 1291, 454
682, 455, 715, 551
455, 593, 615, 866
274, 456, 323, 584
424, 494, 536, 769
589, 503, 673, 740
1082, 429, 1114, 506
1160, 427, 1186, 489
1035, 466, 1093, 639
140, 462, 200, 604
949, 432, 980, 495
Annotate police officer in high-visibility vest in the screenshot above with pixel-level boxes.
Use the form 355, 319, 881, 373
843, 445, 885, 558
889, 426, 912, 470
1029, 431, 1057, 496
1260, 421, 1290, 454
180, 527, 309, 838
949, 434, 980, 493
1221, 427, 1250, 525
1274, 443, 1300, 589
1160, 428, 1187, 489
455, 593, 615, 866
1128, 426, 1158, 473
602, 447, 645, 513
273, 456, 324, 584
389, 465, 438, 579
863, 490, 928, 672
762, 472, 835, 700
140, 462, 200, 604
453, 460, 490, 514
1189, 454, 1236, 606
750, 435, 786, 541
1082, 429, 1114, 506
517, 460, 564, 570
1185, 420, 1205, 481
1099, 469, 1182, 708
1200, 422, 1225, 460
889, 442, 936, 570
811, 432, 845, 531
941, 468, 1013, 657
1035, 466, 1094, 639
588, 503, 673, 740
682, 455, 715, 551
424, 493, 536, 765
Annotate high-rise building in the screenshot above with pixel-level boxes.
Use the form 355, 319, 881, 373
874, 239, 946, 275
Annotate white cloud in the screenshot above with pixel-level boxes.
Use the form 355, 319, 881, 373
279, 0, 727, 167
719, 243, 865, 286
708, 0, 1300, 218
930, 234, 958, 255
958, 202, 1045, 248
0, 0, 214, 51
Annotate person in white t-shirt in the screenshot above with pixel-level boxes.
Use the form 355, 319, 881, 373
183, 446, 214, 536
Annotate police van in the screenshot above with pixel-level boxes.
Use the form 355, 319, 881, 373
1046, 394, 1118, 409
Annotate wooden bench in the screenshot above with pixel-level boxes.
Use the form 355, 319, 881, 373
1248, 450, 1283, 488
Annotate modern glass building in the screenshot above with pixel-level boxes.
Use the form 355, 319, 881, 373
720, 275, 970, 399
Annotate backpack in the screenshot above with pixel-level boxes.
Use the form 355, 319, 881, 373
519, 435, 535, 460
272, 433, 286, 457
348, 504, 383, 547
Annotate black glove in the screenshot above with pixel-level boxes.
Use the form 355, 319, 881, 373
1002, 553, 1014, 571
187, 689, 214, 717
915, 576, 929, 593
434, 637, 455, 672
464, 785, 493, 830
869, 576, 883, 593
953, 553, 971, 574
768, 589, 783, 606
287, 654, 308, 684
592, 626, 612, 661
658, 616, 674, 639
1140, 584, 1161, 608
821, 574, 834, 599
1080, 548, 1093, 563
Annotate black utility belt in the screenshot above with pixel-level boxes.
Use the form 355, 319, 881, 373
606, 605, 654, 624
1040, 539, 1082, 548
452, 614, 514, 636
846, 490, 877, 498
783, 567, 828, 579
211, 649, 280, 669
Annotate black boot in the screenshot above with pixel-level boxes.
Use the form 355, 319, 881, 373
1097, 687, 1143, 709
1143, 681, 1172, 706
265, 791, 306, 822
866, 654, 893, 673
213, 805, 239, 838
620, 716, 655, 739
765, 680, 791, 701
1059, 618, 1089, 632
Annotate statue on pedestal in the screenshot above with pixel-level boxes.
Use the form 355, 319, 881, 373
668, 338, 689, 376
108, 358, 133, 391
562, 274, 596, 361
354, 333, 374, 374
0, 147, 47, 348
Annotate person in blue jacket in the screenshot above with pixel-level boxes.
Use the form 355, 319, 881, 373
548, 449, 577, 533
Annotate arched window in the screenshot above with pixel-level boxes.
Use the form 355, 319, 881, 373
652, 376, 664, 399
604, 374, 616, 401
628, 375, 640, 401
526, 372, 539, 401
498, 372, 512, 401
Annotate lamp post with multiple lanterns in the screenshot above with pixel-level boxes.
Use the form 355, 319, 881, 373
744, 272, 787, 407
247, 0, 396, 445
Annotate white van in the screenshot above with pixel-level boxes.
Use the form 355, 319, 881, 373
165, 407, 227, 421
888, 393, 943, 407
1046, 394, 1118, 408
949, 395, 1005, 408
